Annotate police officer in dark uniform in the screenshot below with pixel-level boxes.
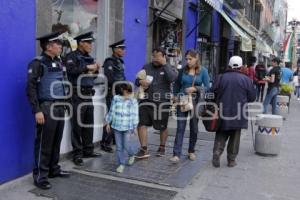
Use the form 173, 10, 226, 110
65, 31, 101, 166
100, 39, 126, 152
27, 32, 71, 190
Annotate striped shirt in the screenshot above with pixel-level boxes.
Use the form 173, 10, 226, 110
105, 95, 139, 131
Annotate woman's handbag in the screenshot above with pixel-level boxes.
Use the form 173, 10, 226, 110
179, 76, 197, 112
179, 94, 194, 112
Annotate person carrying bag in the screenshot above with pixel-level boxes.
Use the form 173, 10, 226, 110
211, 56, 256, 168
179, 76, 197, 112
170, 49, 210, 163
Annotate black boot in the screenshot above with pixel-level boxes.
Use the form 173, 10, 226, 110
100, 141, 113, 153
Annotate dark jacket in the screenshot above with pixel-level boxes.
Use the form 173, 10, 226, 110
103, 55, 126, 107
213, 70, 256, 130
135, 63, 178, 102
64, 49, 97, 87
255, 64, 267, 84
103, 55, 126, 88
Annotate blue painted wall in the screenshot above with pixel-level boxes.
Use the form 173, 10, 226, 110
211, 10, 220, 43
123, 0, 148, 81
0, 0, 36, 184
184, 0, 198, 52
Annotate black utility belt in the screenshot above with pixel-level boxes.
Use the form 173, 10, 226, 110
73, 86, 95, 96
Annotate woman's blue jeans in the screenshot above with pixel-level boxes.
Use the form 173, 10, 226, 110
173, 107, 199, 157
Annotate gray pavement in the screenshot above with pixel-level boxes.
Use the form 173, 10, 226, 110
175, 97, 300, 200
1, 97, 300, 200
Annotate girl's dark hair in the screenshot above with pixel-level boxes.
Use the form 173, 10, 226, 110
184, 49, 201, 74
116, 83, 133, 95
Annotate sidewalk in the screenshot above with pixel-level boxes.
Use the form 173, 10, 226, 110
175, 97, 300, 200
1, 98, 300, 200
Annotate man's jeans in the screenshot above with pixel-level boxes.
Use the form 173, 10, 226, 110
113, 129, 136, 165
263, 87, 279, 114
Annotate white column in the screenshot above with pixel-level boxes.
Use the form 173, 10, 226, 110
96, 0, 110, 63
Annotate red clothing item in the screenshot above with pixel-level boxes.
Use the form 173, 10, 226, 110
247, 66, 256, 81
240, 66, 249, 75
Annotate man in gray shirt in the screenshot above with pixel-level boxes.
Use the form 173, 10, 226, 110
135, 48, 178, 159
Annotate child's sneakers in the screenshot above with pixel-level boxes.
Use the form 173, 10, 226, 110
169, 156, 180, 163
116, 165, 125, 173
128, 156, 135, 166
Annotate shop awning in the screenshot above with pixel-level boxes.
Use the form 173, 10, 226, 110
204, 0, 223, 12
204, 0, 252, 51
255, 37, 273, 57
153, 0, 184, 19
219, 10, 252, 52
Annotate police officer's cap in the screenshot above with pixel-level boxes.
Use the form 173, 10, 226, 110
36, 31, 63, 44
74, 31, 95, 42
109, 39, 126, 49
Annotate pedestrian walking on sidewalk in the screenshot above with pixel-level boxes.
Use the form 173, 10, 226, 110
263, 57, 282, 114
293, 65, 300, 100
255, 63, 267, 102
280, 64, 293, 84
212, 56, 256, 168
105, 83, 139, 173
101, 39, 127, 153
246, 56, 256, 84
135, 48, 178, 159
169, 49, 210, 163
27, 32, 71, 190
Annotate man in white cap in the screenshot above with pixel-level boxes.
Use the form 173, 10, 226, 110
211, 56, 256, 168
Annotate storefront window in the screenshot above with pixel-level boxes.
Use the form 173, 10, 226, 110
198, 38, 213, 75
51, 0, 98, 57
198, 1, 213, 76
151, 0, 184, 67
153, 18, 183, 67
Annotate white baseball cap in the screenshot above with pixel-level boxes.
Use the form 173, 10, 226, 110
228, 56, 243, 68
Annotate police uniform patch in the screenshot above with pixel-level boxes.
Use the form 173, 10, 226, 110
67, 60, 74, 64
28, 68, 33, 74
108, 66, 113, 70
